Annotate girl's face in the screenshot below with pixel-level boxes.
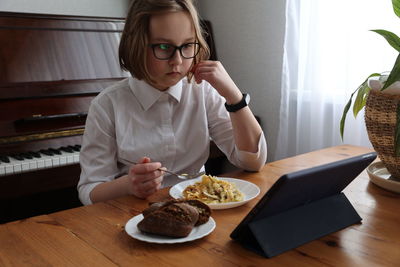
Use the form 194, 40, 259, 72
146, 11, 196, 91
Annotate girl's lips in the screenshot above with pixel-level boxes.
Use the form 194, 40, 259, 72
167, 72, 181, 76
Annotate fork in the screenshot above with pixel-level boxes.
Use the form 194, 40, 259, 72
120, 158, 205, 180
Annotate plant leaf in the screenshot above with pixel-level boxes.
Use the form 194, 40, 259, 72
396, 104, 400, 156
393, 0, 400, 18
340, 73, 380, 140
371, 29, 400, 52
340, 98, 353, 140
353, 82, 371, 117
382, 53, 400, 90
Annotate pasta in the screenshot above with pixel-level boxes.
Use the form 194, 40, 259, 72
183, 175, 244, 204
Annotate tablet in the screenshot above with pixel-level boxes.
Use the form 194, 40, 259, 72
230, 152, 377, 240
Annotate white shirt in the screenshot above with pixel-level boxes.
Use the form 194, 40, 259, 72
78, 77, 267, 205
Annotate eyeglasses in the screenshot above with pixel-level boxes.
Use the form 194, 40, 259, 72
149, 42, 200, 60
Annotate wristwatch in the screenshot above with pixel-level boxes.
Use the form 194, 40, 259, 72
225, 93, 250, 112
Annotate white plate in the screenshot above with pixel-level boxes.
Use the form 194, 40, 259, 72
125, 214, 216, 244
169, 177, 260, 209
367, 161, 400, 193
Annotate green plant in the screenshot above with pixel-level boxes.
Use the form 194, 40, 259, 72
340, 0, 400, 154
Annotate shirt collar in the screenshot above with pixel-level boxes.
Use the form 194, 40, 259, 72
129, 77, 183, 111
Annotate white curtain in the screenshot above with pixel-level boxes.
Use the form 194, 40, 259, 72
275, 0, 399, 160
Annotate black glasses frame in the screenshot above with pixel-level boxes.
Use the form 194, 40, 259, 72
149, 42, 200, 60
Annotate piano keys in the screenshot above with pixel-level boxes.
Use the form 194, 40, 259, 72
0, 145, 81, 176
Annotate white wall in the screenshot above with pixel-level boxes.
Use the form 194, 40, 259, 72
0, 0, 130, 18
197, 0, 286, 161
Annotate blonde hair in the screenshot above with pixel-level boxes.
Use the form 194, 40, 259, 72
119, 0, 210, 83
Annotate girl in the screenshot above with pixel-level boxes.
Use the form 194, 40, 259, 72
78, 0, 267, 205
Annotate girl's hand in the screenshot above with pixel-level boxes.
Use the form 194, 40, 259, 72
126, 157, 164, 199
192, 60, 242, 103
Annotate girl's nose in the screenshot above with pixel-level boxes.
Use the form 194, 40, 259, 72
169, 49, 183, 65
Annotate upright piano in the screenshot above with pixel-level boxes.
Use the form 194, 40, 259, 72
0, 12, 128, 223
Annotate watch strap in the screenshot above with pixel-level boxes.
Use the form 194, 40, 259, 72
225, 93, 249, 112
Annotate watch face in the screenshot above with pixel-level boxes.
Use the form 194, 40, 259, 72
225, 93, 250, 112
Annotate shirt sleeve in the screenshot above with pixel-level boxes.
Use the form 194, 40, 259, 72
204, 83, 267, 172
77, 96, 121, 205
233, 133, 267, 171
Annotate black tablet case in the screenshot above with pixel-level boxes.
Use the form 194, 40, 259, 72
230, 152, 377, 258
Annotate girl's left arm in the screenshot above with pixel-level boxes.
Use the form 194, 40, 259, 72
192, 60, 262, 153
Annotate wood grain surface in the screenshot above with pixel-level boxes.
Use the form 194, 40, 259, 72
1, 145, 399, 266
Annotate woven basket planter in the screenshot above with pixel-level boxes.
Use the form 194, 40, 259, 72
365, 89, 400, 178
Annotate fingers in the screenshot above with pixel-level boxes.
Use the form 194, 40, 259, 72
139, 156, 151, 164
194, 67, 217, 84
135, 175, 163, 197
193, 63, 217, 84
132, 157, 162, 174
192, 61, 221, 79
192, 60, 235, 93
127, 157, 164, 199
131, 168, 164, 183
129, 172, 164, 199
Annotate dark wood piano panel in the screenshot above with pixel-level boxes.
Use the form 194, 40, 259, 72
0, 12, 128, 223
0, 13, 125, 83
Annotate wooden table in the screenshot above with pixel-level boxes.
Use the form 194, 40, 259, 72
1, 145, 399, 266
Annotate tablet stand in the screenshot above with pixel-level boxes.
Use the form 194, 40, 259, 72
238, 193, 361, 258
